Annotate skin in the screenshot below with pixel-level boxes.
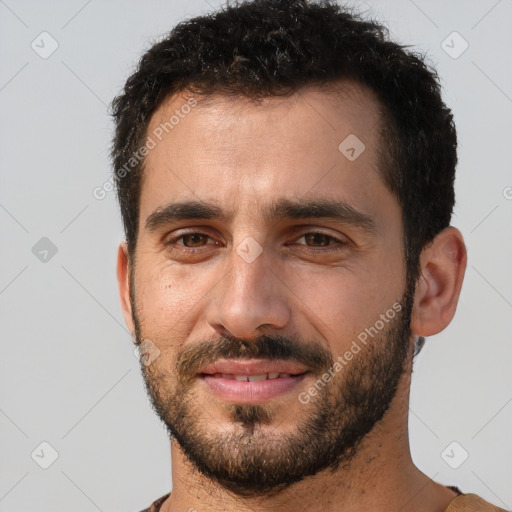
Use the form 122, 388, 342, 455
117, 82, 467, 511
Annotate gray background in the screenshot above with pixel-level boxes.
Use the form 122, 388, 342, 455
1, 0, 511, 510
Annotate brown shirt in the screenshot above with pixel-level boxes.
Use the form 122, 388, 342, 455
138, 486, 509, 511
445, 493, 509, 512
139, 492, 169, 512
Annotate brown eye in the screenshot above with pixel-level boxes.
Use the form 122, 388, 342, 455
302, 233, 335, 247
165, 231, 219, 255
178, 233, 210, 247
291, 231, 348, 255
296, 232, 345, 247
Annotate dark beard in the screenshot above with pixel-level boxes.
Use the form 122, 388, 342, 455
133, 284, 414, 498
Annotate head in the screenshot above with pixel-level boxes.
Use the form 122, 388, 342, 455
112, 0, 466, 498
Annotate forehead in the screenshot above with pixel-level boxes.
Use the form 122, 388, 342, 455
139, 82, 389, 224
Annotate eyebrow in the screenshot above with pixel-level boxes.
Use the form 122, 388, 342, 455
145, 198, 377, 235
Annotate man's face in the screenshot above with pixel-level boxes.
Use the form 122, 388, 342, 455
126, 84, 414, 496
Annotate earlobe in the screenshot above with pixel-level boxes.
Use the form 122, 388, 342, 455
117, 241, 135, 334
410, 227, 467, 337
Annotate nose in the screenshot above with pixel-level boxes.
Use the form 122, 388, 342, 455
206, 242, 291, 340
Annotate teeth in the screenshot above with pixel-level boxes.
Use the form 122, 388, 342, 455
212, 372, 299, 380
248, 374, 267, 382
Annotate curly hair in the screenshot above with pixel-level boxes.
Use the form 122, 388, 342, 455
110, 0, 457, 292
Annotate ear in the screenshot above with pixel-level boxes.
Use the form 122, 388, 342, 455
410, 227, 467, 337
117, 241, 135, 334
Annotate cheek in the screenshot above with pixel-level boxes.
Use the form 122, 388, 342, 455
290, 268, 375, 345
134, 261, 217, 333
288, 259, 403, 353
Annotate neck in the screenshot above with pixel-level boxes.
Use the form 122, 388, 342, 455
161, 361, 457, 512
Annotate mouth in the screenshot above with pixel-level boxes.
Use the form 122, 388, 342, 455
198, 359, 310, 403
201, 371, 306, 381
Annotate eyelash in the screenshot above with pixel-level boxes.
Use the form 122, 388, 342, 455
166, 230, 348, 254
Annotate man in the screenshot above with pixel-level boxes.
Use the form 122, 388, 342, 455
111, 0, 507, 510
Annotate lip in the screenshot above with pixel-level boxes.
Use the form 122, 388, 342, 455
199, 358, 309, 377
200, 373, 309, 403
198, 359, 310, 404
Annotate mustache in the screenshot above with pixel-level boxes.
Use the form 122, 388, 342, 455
175, 334, 334, 382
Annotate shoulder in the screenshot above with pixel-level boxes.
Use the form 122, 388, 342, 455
445, 493, 509, 512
